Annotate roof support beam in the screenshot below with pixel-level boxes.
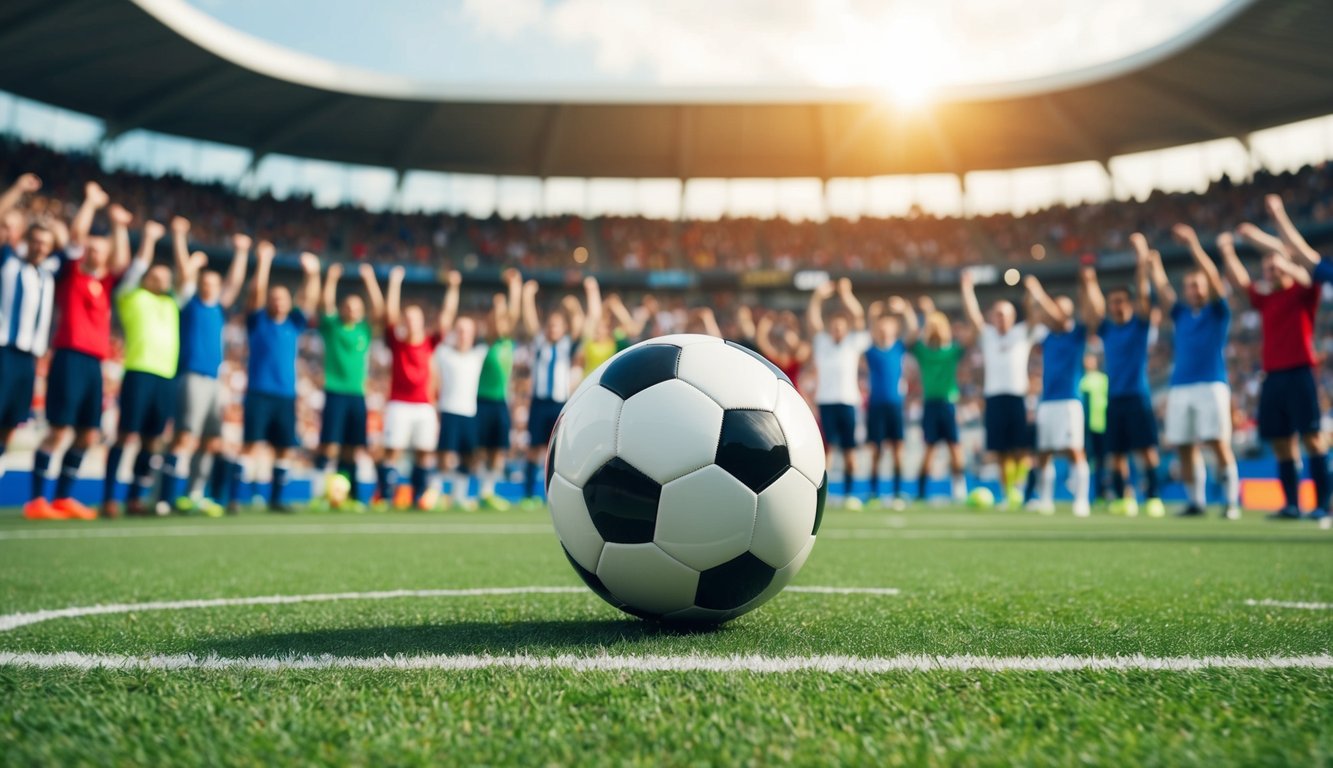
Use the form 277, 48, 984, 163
250, 97, 350, 158
675, 106, 693, 180
105, 67, 241, 141
533, 105, 567, 179
814, 105, 836, 180
389, 104, 446, 171
1130, 76, 1247, 138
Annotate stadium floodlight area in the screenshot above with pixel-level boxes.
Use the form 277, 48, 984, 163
1, 0, 1331, 181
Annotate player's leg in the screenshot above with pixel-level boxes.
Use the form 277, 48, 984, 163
1139, 444, 1163, 517
377, 402, 407, 506
524, 399, 557, 507
947, 440, 967, 502
474, 398, 511, 510
838, 406, 859, 509
918, 402, 941, 501
1033, 451, 1054, 513
1293, 368, 1329, 519
917, 442, 936, 502
410, 405, 440, 509
865, 404, 885, 505
1258, 370, 1302, 519
339, 395, 369, 507
1200, 382, 1240, 519
1068, 444, 1091, 518
313, 391, 345, 503
1208, 439, 1240, 519
34, 349, 79, 506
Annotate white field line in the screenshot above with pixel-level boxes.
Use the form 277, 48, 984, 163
0, 586, 899, 633
1244, 598, 1333, 611
0, 651, 1328, 674
0, 523, 554, 540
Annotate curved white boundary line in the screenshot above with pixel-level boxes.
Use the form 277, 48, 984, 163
1245, 598, 1333, 611
0, 586, 899, 633
1, 651, 1328, 673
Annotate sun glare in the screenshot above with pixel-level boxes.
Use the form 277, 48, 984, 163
874, 13, 948, 108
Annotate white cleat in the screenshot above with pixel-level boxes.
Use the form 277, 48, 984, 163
843, 497, 863, 511
1223, 505, 1242, 521
889, 497, 907, 512
1072, 501, 1091, 518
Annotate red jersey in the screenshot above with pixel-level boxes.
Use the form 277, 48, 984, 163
1248, 282, 1319, 372
386, 329, 440, 404
775, 358, 802, 392
51, 253, 117, 360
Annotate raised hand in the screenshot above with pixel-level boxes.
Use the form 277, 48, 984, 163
1023, 275, 1041, 292
1171, 223, 1199, 245
143, 220, 166, 241
107, 204, 133, 227
299, 252, 321, 275
358, 262, 376, 281
959, 269, 975, 290
83, 181, 109, 208
1216, 231, 1235, 251
886, 296, 909, 314
446, 269, 462, 287
189, 251, 209, 272
1129, 232, 1150, 258
522, 279, 538, 297
501, 267, 522, 286
1079, 265, 1097, 283
256, 240, 276, 262
232, 233, 252, 252
16, 173, 41, 194
813, 280, 836, 299
389, 265, 406, 283
836, 277, 853, 295
326, 262, 344, 282
170, 216, 191, 236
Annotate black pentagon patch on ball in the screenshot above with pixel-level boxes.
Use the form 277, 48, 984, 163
715, 410, 791, 493
582, 457, 662, 544
695, 552, 777, 611
812, 471, 828, 535
598, 344, 681, 399
725, 340, 792, 387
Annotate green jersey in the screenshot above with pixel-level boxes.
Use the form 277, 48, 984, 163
1079, 370, 1109, 434
118, 288, 179, 379
477, 337, 515, 401
911, 340, 963, 403
319, 314, 372, 396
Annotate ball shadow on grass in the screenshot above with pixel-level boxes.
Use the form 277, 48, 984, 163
191, 617, 731, 659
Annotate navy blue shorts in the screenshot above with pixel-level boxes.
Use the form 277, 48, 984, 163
320, 392, 367, 448
476, 397, 511, 450
46, 349, 103, 431
1105, 394, 1158, 454
118, 370, 177, 439
984, 394, 1029, 453
1258, 366, 1321, 440
244, 391, 298, 449
818, 403, 858, 450
0, 346, 36, 430
865, 401, 905, 443
438, 412, 479, 455
1086, 429, 1106, 461
921, 400, 959, 445
528, 397, 563, 447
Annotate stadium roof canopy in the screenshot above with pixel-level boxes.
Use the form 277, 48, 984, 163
2, 0, 1331, 179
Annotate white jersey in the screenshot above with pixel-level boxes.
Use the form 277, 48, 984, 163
980, 322, 1044, 397
532, 336, 578, 402
0, 245, 57, 357
433, 343, 488, 417
812, 330, 871, 405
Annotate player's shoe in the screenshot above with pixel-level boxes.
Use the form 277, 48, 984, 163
843, 497, 863, 511
1266, 506, 1301, 521
1222, 505, 1242, 521
1006, 488, 1024, 510
456, 498, 479, 513
1303, 509, 1329, 522
1144, 498, 1165, 518
417, 487, 441, 512
1071, 500, 1091, 518
865, 497, 884, 511
889, 497, 907, 511
267, 502, 293, 514
1109, 498, 1139, 517
51, 498, 97, 521
479, 494, 511, 512
392, 485, 414, 510
198, 499, 225, 518
1032, 501, 1056, 516
1174, 505, 1205, 518
173, 496, 196, 514
101, 500, 122, 520
23, 498, 61, 520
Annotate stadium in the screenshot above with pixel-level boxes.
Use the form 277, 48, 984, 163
0, 0, 1330, 763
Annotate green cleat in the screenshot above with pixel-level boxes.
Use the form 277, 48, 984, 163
173, 496, 196, 515
518, 497, 544, 512
479, 494, 511, 512
198, 499, 224, 518
1144, 498, 1166, 518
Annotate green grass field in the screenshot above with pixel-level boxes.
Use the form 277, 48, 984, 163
1, 505, 1330, 766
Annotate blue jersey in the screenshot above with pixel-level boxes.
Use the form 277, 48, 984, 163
1314, 260, 1333, 285
178, 296, 225, 378
1097, 316, 1151, 397
246, 308, 307, 398
865, 341, 905, 404
1169, 300, 1230, 386
1041, 323, 1086, 401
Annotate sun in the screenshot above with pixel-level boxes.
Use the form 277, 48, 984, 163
873, 13, 948, 108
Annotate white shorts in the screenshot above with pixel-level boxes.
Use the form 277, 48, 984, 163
1036, 399, 1085, 453
1165, 382, 1231, 445
381, 401, 439, 452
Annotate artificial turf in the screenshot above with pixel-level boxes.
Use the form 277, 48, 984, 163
0, 505, 1329, 766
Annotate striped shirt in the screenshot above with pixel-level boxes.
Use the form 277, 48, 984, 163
532, 336, 578, 402
0, 245, 57, 357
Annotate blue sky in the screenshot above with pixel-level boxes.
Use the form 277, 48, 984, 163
4, 0, 1332, 219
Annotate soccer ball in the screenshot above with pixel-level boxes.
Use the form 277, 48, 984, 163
966, 487, 995, 509
546, 334, 827, 623
326, 473, 352, 507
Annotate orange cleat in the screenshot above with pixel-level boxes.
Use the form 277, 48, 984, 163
52, 498, 97, 521
23, 498, 61, 521
101, 500, 122, 520
392, 484, 413, 510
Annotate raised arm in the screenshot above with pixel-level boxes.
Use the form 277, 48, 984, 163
502, 268, 523, 331
1128, 233, 1153, 318
0, 173, 41, 221
1147, 249, 1176, 314
297, 252, 321, 318
1172, 223, 1226, 300
248, 240, 275, 314
694, 307, 722, 339
837, 278, 866, 330
439, 269, 461, 336
108, 204, 133, 275
1024, 276, 1067, 329
220, 233, 251, 309
1271, 251, 1313, 287
492, 291, 513, 338
520, 280, 540, 338
605, 294, 644, 338
807, 280, 834, 333
887, 296, 918, 345
321, 262, 343, 317
1216, 232, 1251, 295
959, 269, 984, 332
384, 265, 406, 329
755, 313, 780, 359
1264, 193, 1323, 270
70, 181, 109, 249
170, 216, 191, 290
582, 276, 602, 341
735, 305, 756, 342
117, 220, 164, 299
562, 294, 586, 340
358, 263, 384, 325
1079, 266, 1105, 329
